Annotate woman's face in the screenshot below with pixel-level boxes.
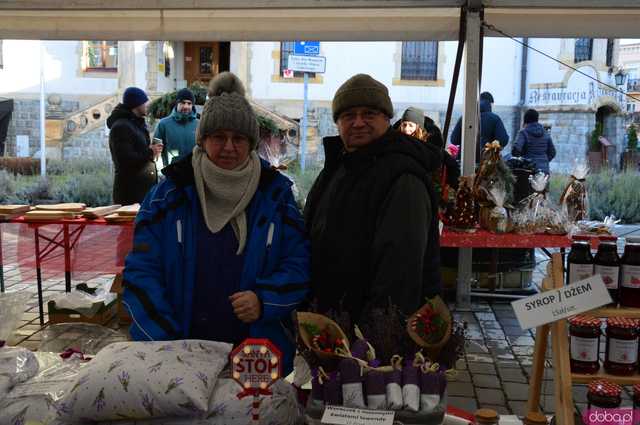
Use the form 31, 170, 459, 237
202, 130, 251, 170
400, 121, 418, 136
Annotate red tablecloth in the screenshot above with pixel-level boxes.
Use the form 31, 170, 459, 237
440, 228, 571, 248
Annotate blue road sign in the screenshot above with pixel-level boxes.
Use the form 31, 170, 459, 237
294, 41, 320, 56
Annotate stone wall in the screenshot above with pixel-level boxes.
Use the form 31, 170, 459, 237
538, 110, 594, 174
62, 125, 111, 160
5, 98, 78, 156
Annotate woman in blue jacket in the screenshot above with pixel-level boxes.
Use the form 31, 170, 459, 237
512, 109, 556, 174
122, 72, 310, 375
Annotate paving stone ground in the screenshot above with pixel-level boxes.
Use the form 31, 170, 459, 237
4, 227, 640, 419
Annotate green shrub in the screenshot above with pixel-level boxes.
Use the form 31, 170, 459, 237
47, 158, 111, 176
285, 160, 323, 207
548, 173, 568, 203
590, 122, 603, 152
587, 170, 640, 223
52, 171, 113, 207
0, 169, 17, 203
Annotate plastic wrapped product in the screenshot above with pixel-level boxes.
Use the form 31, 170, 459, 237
340, 358, 365, 408
402, 359, 421, 412
323, 371, 343, 406
0, 292, 30, 343
364, 370, 387, 410
0, 346, 39, 400
560, 163, 589, 223
385, 356, 403, 410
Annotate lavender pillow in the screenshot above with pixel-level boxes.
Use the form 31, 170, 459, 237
56, 340, 232, 423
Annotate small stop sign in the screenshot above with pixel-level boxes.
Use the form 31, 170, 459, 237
230, 338, 282, 396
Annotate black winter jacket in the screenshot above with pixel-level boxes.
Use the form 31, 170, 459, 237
304, 128, 443, 323
512, 123, 556, 174
107, 104, 157, 205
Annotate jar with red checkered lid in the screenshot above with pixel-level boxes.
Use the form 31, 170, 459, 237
587, 379, 622, 409
604, 317, 639, 376
569, 315, 601, 374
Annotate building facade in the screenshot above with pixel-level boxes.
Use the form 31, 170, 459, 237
0, 37, 631, 173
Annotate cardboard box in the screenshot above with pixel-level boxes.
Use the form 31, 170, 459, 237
110, 273, 132, 325
47, 298, 117, 326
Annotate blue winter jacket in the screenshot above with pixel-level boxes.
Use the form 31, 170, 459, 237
512, 122, 556, 174
153, 107, 199, 166
450, 100, 510, 163
122, 154, 310, 375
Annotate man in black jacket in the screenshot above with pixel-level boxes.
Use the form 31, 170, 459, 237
107, 87, 162, 205
304, 74, 443, 324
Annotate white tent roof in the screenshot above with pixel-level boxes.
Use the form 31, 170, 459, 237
1, 1, 640, 40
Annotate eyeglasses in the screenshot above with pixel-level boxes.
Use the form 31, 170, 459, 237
205, 134, 249, 147
338, 109, 384, 124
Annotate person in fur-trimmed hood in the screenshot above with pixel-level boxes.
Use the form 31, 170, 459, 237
122, 72, 310, 375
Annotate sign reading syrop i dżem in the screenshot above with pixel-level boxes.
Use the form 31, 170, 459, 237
512, 275, 612, 330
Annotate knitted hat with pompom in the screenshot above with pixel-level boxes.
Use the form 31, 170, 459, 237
196, 72, 259, 149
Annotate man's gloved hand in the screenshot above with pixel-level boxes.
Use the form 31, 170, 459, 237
229, 291, 261, 323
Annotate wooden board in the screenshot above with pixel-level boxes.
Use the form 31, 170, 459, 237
115, 204, 140, 217
82, 205, 122, 219
35, 203, 86, 212
588, 307, 640, 319
24, 210, 78, 220
0, 204, 31, 214
572, 371, 640, 385
104, 213, 136, 223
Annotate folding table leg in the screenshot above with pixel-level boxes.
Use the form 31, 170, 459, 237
0, 223, 4, 293
63, 224, 71, 292
34, 228, 45, 326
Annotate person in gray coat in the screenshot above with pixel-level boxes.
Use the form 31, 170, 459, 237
512, 109, 556, 174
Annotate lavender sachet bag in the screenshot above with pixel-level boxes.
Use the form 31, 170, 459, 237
323, 371, 343, 406
365, 370, 387, 410
309, 369, 325, 409
402, 359, 420, 412
340, 358, 366, 408
420, 365, 442, 413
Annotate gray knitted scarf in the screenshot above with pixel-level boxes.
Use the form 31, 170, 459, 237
192, 146, 261, 254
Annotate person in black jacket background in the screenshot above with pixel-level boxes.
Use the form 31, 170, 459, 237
512, 109, 556, 175
305, 74, 443, 323
107, 87, 162, 205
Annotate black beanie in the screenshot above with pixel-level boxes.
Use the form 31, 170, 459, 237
176, 88, 195, 104
524, 109, 539, 125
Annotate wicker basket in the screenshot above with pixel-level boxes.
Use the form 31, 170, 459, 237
406, 296, 452, 361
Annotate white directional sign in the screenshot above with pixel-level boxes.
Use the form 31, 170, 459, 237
512, 275, 612, 330
287, 55, 326, 74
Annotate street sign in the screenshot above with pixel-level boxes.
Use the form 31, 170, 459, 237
230, 338, 282, 396
294, 41, 320, 56
287, 55, 326, 74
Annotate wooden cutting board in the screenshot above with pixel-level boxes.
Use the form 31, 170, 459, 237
82, 205, 122, 219
0, 204, 31, 214
24, 210, 78, 221
35, 203, 86, 212
104, 213, 136, 223
115, 204, 140, 217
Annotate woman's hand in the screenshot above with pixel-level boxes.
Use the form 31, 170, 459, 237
229, 291, 261, 323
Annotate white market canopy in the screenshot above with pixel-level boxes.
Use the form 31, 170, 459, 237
1, 0, 640, 41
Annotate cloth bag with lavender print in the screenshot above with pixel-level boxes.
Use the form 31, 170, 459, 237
55, 340, 232, 423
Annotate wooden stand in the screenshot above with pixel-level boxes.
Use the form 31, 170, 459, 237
526, 253, 640, 425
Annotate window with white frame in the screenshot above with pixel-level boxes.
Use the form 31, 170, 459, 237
400, 41, 438, 81
83, 41, 118, 72
574, 38, 593, 63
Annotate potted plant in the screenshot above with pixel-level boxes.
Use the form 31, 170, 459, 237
588, 122, 603, 172
623, 124, 639, 171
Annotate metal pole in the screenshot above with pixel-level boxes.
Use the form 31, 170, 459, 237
300, 72, 309, 170
456, 8, 482, 311
39, 41, 46, 178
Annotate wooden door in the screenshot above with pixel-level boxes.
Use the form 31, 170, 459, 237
184, 42, 220, 86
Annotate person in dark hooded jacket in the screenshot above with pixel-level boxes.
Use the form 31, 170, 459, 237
450, 91, 509, 163
512, 108, 556, 174
107, 87, 161, 205
305, 74, 443, 323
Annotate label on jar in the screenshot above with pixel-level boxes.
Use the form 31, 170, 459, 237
608, 337, 639, 364
621, 265, 640, 288
569, 263, 594, 283
570, 336, 599, 362
595, 265, 620, 289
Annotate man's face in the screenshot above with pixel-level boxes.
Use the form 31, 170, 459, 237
132, 101, 148, 118
400, 121, 418, 136
177, 100, 193, 115
336, 107, 390, 152
202, 129, 251, 170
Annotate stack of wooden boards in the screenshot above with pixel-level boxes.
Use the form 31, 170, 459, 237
103, 204, 140, 223
0, 203, 140, 222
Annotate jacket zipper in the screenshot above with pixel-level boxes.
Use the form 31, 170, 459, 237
261, 222, 275, 275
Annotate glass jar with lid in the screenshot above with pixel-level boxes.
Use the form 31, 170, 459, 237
567, 235, 594, 285
568, 315, 601, 374
587, 379, 622, 425
595, 236, 621, 306
620, 237, 640, 309
604, 317, 639, 376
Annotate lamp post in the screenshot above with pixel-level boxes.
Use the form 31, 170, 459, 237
615, 69, 627, 87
